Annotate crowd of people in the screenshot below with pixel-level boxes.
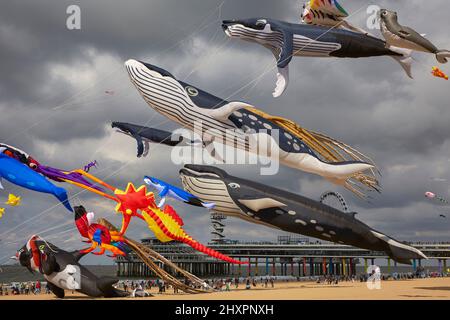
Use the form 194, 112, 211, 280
0, 270, 448, 297
0, 281, 49, 296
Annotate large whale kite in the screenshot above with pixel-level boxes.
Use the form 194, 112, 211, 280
115, 60, 380, 197
179, 164, 427, 265
221, 18, 413, 97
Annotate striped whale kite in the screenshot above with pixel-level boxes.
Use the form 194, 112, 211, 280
179, 164, 427, 265
221, 14, 413, 97
114, 60, 380, 198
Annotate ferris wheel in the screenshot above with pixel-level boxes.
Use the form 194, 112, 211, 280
319, 191, 350, 213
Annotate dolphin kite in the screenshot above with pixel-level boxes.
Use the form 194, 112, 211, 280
119, 60, 380, 198
0, 150, 72, 211
222, 18, 413, 97
380, 9, 450, 64
143, 175, 215, 209
179, 164, 427, 265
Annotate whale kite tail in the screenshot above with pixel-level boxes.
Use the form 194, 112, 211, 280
436, 50, 450, 64
370, 231, 428, 265
53, 187, 72, 212
244, 107, 380, 198
389, 46, 414, 79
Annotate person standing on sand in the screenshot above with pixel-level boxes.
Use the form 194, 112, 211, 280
36, 281, 41, 294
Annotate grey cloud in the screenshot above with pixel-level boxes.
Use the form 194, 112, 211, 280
1, 0, 450, 264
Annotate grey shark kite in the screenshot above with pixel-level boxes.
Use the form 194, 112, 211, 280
380, 9, 450, 63
222, 18, 413, 97
119, 59, 380, 197
179, 164, 426, 265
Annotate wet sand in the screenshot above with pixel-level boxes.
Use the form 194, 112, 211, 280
0, 278, 449, 300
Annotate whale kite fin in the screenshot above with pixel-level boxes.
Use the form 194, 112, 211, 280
238, 198, 287, 212
204, 141, 225, 163
273, 66, 289, 98
389, 46, 413, 78
142, 140, 150, 157
206, 102, 249, 122
48, 282, 65, 299
202, 202, 216, 210
70, 250, 89, 263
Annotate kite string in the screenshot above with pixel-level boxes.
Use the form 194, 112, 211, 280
2, 0, 227, 144
2, 2, 371, 235
1, 1, 229, 264
1, 1, 384, 262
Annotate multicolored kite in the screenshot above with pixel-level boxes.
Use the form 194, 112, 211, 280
62, 169, 246, 265
74, 206, 130, 258
431, 67, 449, 80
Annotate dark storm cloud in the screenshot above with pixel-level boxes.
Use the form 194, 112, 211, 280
0, 0, 449, 263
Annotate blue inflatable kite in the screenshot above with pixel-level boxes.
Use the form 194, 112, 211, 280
144, 176, 215, 209
0, 148, 72, 211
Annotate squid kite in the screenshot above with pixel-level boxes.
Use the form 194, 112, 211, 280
0, 145, 72, 211
117, 60, 380, 198
0, 144, 106, 211
62, 169, 246, 265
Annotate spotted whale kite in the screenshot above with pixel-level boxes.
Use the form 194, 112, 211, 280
116, 60, 380, 198
179, 164, 427, 265
222, 18, 413, 97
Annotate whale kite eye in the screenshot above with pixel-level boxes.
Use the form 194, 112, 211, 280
228, 182, 240, 189
256, 19, 267, 27
186, 86, 199, 97
29, 162, 37, 169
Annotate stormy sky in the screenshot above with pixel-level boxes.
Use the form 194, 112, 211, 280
0, 0, 449, 265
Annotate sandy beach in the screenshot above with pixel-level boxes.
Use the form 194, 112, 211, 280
0, 278, 449, 300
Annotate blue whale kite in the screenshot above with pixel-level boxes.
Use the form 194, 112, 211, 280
0, 148, 72, 211
144, 176, 215, 209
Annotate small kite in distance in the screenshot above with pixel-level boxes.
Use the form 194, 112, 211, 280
431, 67, 449, 80
0, 207, 5, 218
425, 191, 450, 205
5, 194, 21, 206
84, 160, 98, 173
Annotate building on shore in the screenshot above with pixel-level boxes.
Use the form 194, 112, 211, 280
115, 236, 450, 278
